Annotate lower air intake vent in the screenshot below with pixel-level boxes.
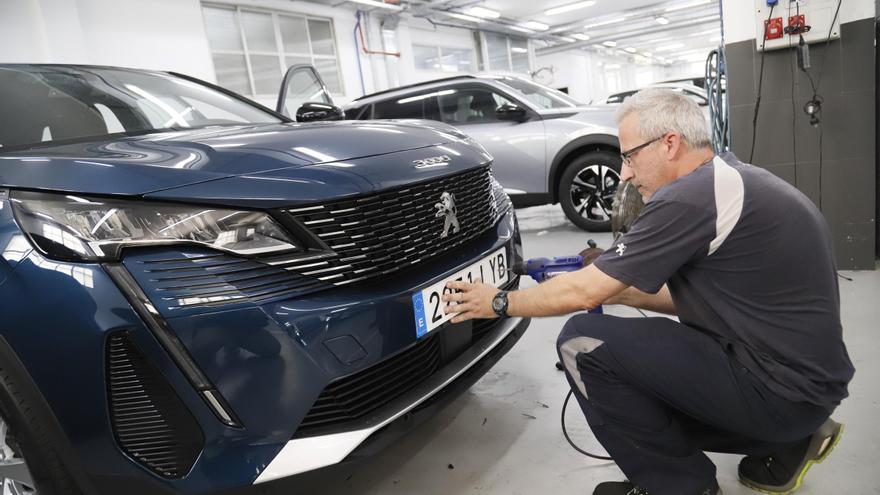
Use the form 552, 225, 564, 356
106, 332, 203, 478
295, 334, 441, 436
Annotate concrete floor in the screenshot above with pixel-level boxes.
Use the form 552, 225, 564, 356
268, 205, 879, 495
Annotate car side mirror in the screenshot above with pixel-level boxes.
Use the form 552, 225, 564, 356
296, 102, 345, 122
495, 103, 528, 122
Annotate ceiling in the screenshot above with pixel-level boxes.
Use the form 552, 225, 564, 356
312, 0, 723, 65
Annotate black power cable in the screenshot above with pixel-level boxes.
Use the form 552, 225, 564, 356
808, 0, 842, 210
561, 390, 613, 460
749, 5, 777, 164
560, 306, 647, 461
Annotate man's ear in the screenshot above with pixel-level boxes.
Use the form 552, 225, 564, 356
664, 132, 682, 159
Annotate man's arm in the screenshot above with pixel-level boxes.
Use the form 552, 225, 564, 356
605, 284, 677, 315
443, 264, 628, 322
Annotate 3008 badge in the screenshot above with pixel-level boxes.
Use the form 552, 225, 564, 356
412, 247, 508, 338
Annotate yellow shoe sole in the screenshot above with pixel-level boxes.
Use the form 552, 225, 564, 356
738, 423, 844, 495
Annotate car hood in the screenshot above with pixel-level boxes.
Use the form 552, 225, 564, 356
0, 121, 472, 196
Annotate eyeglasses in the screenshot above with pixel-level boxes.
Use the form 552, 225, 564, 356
620, 135, 665, 165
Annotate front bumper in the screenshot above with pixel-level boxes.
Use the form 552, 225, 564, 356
0, 207, 526, 494
255, 314, 529, 483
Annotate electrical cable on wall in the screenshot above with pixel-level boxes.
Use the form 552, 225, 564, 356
705, 0, 730, 154
749, 4, 776, 164
804, 0, 843, 210
705, 48, 729, 154
788, 0, 799, 187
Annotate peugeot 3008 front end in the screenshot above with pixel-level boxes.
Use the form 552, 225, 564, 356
0, 65, 528, 495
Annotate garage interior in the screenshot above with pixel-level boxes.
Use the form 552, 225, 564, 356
0, 0, 877, 494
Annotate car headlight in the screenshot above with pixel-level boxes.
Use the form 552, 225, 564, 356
10, 191, 300, 262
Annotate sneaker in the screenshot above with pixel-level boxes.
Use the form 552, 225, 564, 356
592, 481, 721, 495
592, 482, 649, 495
738, 418, 844, 494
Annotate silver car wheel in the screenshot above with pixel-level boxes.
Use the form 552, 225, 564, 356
0, 417, 35, 495
568, 164, 621, 222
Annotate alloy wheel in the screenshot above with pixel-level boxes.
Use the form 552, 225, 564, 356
568, 164, 621, 223
0, 416, 35, 495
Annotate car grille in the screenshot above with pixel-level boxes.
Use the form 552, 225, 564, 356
106, 332, 203, 478
295, 334, 442, 436
270, 165, 509, 286
124, 249, 329, 311
124, 166, 510, 312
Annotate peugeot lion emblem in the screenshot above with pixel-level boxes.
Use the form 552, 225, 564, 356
434, 192, 461, 238
412, 155, 451, 169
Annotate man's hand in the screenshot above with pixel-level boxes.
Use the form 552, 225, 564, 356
442, 279, 498, 323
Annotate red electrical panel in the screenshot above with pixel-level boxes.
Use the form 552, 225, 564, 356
787, 15, 809, 35
764, 17, 784, 40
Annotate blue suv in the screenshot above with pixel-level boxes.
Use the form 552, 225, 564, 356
0, 64, 528, 494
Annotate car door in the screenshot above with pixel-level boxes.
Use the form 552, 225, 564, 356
436, 84, 546, 197
276, 64, 343, 121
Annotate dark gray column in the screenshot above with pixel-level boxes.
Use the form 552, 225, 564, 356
726, 18, 876, 269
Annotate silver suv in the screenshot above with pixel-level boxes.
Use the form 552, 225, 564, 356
341, 74, 622, 231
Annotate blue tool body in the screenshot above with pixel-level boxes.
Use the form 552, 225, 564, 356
513, 255, 604, 314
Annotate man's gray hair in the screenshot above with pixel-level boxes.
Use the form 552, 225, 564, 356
616, 88, 711, 150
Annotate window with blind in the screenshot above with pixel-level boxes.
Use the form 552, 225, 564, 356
412, 45, 474, 73
482, 33, 531, 74
202, 4, 343, 98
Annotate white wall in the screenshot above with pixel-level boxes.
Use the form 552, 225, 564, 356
723, 0, 874, 44
535, 49, 700, 104
0, 0, 214, 80
0, 0, 704, 108
396, 17, 476, 86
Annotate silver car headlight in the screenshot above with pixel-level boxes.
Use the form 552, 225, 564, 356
10, 191, 300, 262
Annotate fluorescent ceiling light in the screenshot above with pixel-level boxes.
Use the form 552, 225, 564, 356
624, 47, 637, 53
511, 47, 529, 53
572, 33, 591, 41
347, 0, 403, 10
605, 64, 621, 69
544, 1, 597, 16
466, 6, 500, 19
602, 40, 617, 47
665, 0, 712, 13
584, 17, 627, 29
656, 42, 685, 51
444, 12, 484, 23
510, 26, 535, 33
642, 51, 653, 57
654, 16, 669, 25
559, 36, 576, 42
522, 21, 549, 31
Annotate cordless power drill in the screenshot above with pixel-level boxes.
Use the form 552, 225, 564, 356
510, 239, 605, 314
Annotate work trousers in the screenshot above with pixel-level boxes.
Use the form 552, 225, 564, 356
556, 313, 831, 495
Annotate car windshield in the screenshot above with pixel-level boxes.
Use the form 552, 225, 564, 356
0, 66, 283, 150
492, 76, 585, 110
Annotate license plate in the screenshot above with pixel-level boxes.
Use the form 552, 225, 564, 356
412, 247, 508, 338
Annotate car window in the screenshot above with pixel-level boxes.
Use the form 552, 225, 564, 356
0, 66, 282, 150
493, 76, 585, 109
670, 87, 707, 106
373, 95, 425, 119
606, 91, 635, 104
370, 88, 449, 121
437, 87, 514, 124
